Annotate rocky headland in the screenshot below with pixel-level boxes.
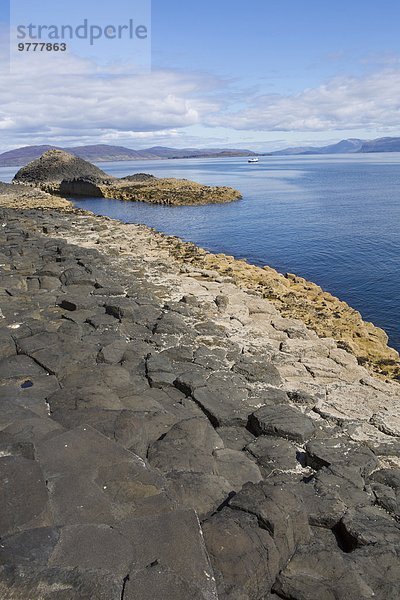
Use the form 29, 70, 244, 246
13, 150, 242, 206
0, 181, 399, 598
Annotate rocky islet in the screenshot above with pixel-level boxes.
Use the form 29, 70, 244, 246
0, 187, 399, 598
12, 149, 242, 206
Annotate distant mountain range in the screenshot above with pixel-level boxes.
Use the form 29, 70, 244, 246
2, 136, 400, 167
270, 136, 400, 156
0, 144, 257, 167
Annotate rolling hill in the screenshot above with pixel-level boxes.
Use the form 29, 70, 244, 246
270, 136, 400, 156
0, 144, 256, 167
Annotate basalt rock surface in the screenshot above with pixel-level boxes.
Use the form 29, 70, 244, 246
12, 149, 111, 186
0, 205, 399, 598
12, 150, 242, 205
0, 181, 73, 211
55, 175, 242, 205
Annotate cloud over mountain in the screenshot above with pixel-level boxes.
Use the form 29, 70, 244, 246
207, 69, 400, 132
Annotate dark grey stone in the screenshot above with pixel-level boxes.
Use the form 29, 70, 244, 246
246, 435, 299, 476
249, 403, 317, 443
116, 510, 218, 599
288, 389, 319, 406
166, 471, 232, 518
256, 386, 290, 405
106, 298, 161, 327
92, 285, 126, 296
370, 468, 400, 491
16, 331, 61, 355
49, 524, 133, 574
57, 293, 98, 312
233, 355, 282, 385
36, 425, 145, 477
0, 456, 49, 537
0, 355, 47, 379
371, 482, 398, 516
313, 465, 373, 511
273, 529, 374, 600
27, 341, 97, 378
214, 448, 262, 491
173, 367, 210, 395
59, 267, 97, 286
350, 546, 400, 600
202, 508, 280, 599
154, 312, 190, 335
0, 527, 60, 566
48, 385, 125, 413
192, 384, 252, 427
148, 417, 223, 474
59, 364, 134, 396
0, 330, 16, 359
298, 476, 348, 528
0, 564, 123, 599
339, 505, 400, 548
305, 438, 378, 476
38, 276, 62, 291
0, 441, 35, 460
217, 426, 255, 451
229, 481, 311, 564
97, 340, 131, 364
0, 416, 64, 446
369, 469, 400, 517
124, 563, 214, 600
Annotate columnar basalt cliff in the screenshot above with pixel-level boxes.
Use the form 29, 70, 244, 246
12, 149, 112, 185
12, 150, 242, 206
0, 183, 399, 597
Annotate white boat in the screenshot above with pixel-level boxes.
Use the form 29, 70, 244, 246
248, 157, 259, 163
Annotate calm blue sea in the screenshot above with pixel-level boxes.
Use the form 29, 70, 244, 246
1, 154, 399, 352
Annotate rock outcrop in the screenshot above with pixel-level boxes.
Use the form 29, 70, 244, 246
12, 149, 111, 185
0, 181, 73, 211
0, 205, 399, 598
12, 150, 242, 206
164, 243, 400, 380
57, 176, 242, 205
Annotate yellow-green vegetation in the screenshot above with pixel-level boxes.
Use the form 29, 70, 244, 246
100, 177, 242, 205
0, 184, 73, 211
46, 177, 242, 205
153, 234, 400, 381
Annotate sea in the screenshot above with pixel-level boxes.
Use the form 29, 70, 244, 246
1, 154, 399, 352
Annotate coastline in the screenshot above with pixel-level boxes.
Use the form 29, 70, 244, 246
0, 184, 398, 381
1, 198, 400, 597
97, 217, 400, 381
163, 239, 400, 381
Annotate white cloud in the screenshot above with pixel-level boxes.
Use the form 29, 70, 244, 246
206, 69, 400, 132
2, 48, 400, 152
0, 53, 224, 149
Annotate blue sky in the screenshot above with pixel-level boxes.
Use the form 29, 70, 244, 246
1, 0, 400, 151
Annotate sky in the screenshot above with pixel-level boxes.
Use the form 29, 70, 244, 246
1, 0, 400, 152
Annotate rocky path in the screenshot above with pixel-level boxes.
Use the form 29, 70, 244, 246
0, 207, 399, 599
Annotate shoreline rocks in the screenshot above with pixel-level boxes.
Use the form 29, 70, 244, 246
0, 181, 74, 211
0, 206, 399, 598
160, 237, 400, 381
0, 182, 398, 379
